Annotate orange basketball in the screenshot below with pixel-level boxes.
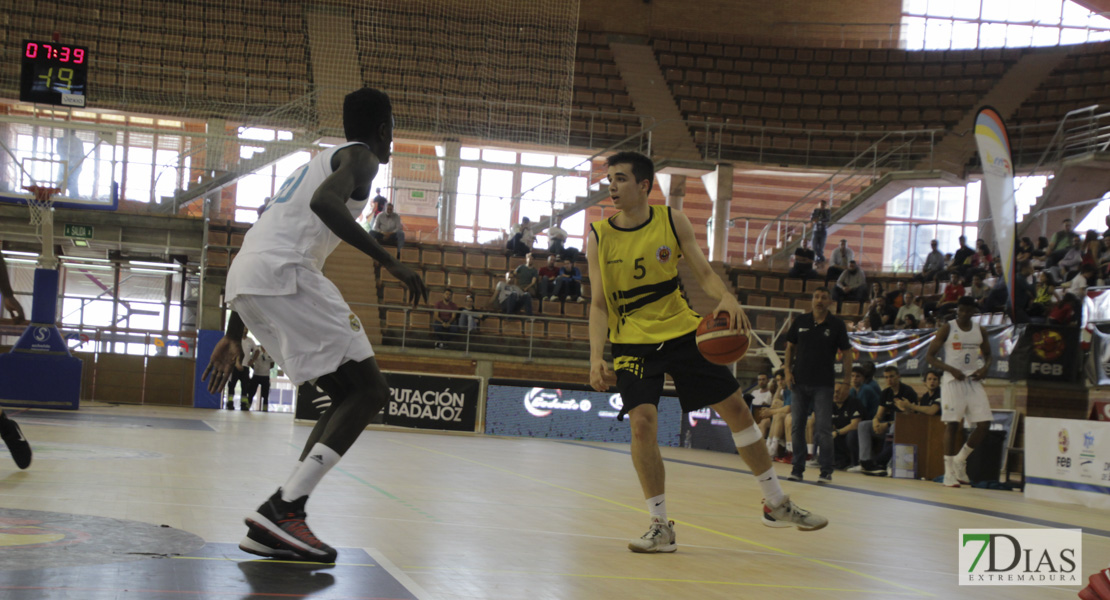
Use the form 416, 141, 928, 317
696, 312, 750, 365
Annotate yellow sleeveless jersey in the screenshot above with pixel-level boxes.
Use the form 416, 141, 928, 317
591, 205, 702, 344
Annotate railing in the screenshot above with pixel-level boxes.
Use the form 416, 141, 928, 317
751, 131, 938, 265
691, 120, 941, 169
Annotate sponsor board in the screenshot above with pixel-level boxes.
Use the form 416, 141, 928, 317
1026, 417, 1110, 510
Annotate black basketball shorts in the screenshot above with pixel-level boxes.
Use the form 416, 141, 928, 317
611, 332, 741, 421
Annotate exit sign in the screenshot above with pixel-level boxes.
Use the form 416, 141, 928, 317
64, 224, 93, 238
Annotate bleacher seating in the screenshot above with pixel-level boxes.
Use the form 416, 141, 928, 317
572, 31, 647, 147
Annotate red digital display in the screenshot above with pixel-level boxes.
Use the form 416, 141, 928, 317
24, 42, 85, 64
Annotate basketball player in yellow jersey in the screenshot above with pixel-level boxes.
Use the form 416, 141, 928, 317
588, 152, 827, 553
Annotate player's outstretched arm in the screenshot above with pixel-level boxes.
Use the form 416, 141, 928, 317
202, 311, 244, 393
586, 229, 615, 392
310, 145, 427, 305
0, 252, 26, 324
669, 209, 749, 331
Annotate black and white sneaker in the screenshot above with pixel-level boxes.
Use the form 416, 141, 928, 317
0, 415, 32, 470
241, 489, 337, 563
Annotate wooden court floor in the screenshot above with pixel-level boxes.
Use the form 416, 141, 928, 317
0, 402, 1105, 599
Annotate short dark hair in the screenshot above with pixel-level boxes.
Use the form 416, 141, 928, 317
884, 365, 900, 374
343, 88, 392, 141
925, 369, 942, 380
606, 151, 655, 194
957, 295, 978, 307
811, 286, 830, 296
851, 365, 867, 376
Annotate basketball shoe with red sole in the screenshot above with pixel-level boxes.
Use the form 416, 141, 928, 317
240, 489, 337, 563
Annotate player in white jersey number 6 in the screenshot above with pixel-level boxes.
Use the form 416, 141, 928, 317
203, 88, 427, 562
925, 296, 993, 488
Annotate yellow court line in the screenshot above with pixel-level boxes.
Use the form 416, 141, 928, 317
403, 565, 927, 595
390, 439, 933, 598
170, 556, 377, 567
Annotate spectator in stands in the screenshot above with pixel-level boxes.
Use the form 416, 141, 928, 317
537, 254, 559, 300
829, 381, 864, 471
967, 272, 991, 303
788, 240, 817, 280
495, 271, 533, 316
948, 236, 975, 278
1048, 292, 1080, 326
826, 239, 853, 284
1048, 234, 1083, 283
369, 202, 405, 257
810, 199, 831, 263
370, 188, 387, 220
515, 253, 541, 301
1082, 230, 1101, 269
1099, 233, 1110, 277
507, 217, 535, 256
868, 281, 885, 302
1016, 237, 1034, 264
921, 239, 947, 282
751, 373, 774, 436
849, 365, 919, 475
900, 313, 920, 330
970, 240, 993, 273
1047, 218, 1075, 264
433, 289, 459, 349
458, 292, 482, 334
865, 295, 895, 331
1029, 270, 1056, 321
550, 257, 584, 303
546, 218, 572, 260
765, 370, 792, 460
896, 292, 923, 324
933, 273, 966, 317
885, 281, 908, 309
1005, 260, 1037, 323
1068, 263, 1100, 298
921, 314, 937, 329
832, 260, 867, 307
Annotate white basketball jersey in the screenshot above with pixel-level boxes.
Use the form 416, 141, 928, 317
226, 142, 371, 301
941, 318, 983, 383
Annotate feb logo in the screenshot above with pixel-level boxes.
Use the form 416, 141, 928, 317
348, 313, 361, 332
1032, 329, 1065, 361
1058, 429, 1069, 453
656, 245, 671, 263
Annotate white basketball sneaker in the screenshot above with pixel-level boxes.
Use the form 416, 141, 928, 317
762, 496, 828, 531
628, 517, 676, 553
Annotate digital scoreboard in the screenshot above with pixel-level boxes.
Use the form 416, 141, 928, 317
19, 40, 88, 107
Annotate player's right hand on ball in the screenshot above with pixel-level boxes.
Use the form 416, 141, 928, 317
387, 262, 428, 306
590, 359, 616, 392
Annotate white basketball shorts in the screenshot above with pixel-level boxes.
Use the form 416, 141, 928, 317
230, 266, 373, 385
940, 378, 992, 425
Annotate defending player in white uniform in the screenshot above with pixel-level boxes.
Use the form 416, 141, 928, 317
203, 88, 426, 563
925, 296, 994, 488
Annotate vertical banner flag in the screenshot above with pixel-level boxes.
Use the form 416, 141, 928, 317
974, 107, 1017, 318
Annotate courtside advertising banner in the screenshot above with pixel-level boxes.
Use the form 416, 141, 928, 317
973, 107, 1017, 317
382, 372, 480, 431
1025, 417, 1110, 511
295, 372, 480, 432
484, 381, 683, 446
958, 528, 1082, 586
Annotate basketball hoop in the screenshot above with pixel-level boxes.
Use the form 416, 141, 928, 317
22, 185, 61, 230
21, 185, 61, 269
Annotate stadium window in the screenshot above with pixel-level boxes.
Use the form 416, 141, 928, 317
902, 0, 1110, 49
233, 127, 311, 224
884, 185, 980, 270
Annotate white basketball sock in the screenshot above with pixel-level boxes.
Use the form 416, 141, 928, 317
281, 443, 341, 502
766, 437, 780, 455
955, 444, 973, 462
807, 443, 815, 456
647, 494, 666, 521
786, 441, 793, 453
756, 467, 786, 507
